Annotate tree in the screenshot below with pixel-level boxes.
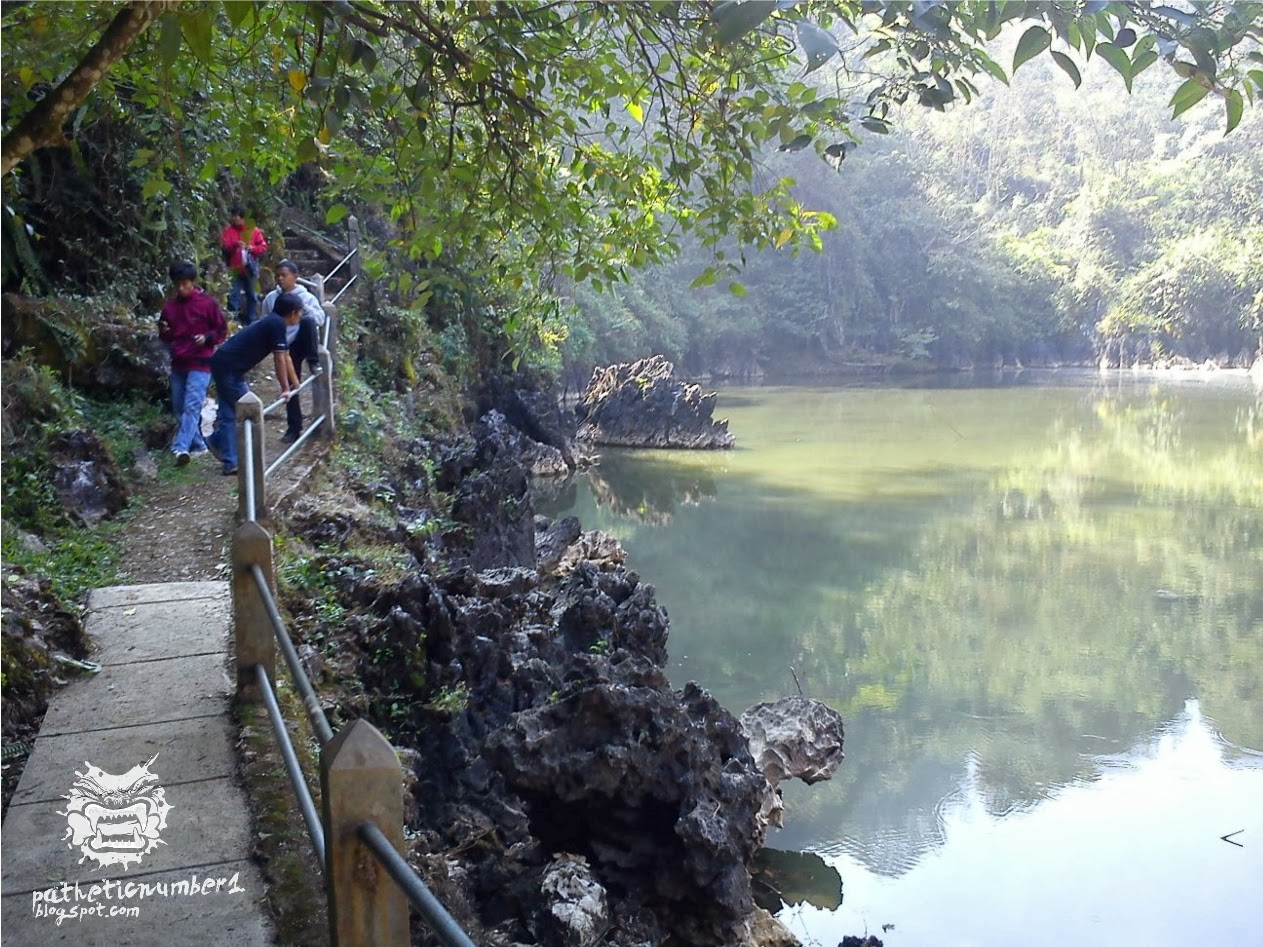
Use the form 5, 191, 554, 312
2, 2, 1261, 358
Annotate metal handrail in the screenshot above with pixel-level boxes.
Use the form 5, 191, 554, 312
265, 414, 327, 479
261, 367, 322, 419
250, 563, 335, 745
325, 247, 358, 283
328, 273, 357, 307
257, 663, 326, 863
242, 419, 257, 523
359, 823, 477, 947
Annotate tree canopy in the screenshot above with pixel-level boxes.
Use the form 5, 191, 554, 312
2, 2, 1261, 360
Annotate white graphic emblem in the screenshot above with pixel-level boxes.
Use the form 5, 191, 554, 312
58, 755, 173, 869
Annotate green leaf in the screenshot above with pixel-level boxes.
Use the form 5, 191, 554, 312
690, 267, 718, 289
626, 101, 644, 124
1050, 50, 1081, 88
975, 49, 1010, 86
141, 174, 170, 201
223, 1, 253, 29
1130, 50, 1158, 78
712, 0, 778, 45
1012, 26, 1051, 73
729, 281, 747, 297
180, 10, 213, 65
1225, 88, 1244, 134
157, 13, 182, 70
1169, 77, 1211, 118
1095, 42, 1133, 91
325, 204, 350, 225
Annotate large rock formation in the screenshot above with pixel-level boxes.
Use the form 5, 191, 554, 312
319, 416, 798, 945
577, 356, 735, 449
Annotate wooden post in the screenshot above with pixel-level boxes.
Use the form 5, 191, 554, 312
312, 346, 336, 442
235, 391, 267, 522
231, 520, 275, 703
321, 719, 408, 947
347, 215, 361, 278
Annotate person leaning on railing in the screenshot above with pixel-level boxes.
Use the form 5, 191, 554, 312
261, 259, 325, 444
207, 293, 304, 476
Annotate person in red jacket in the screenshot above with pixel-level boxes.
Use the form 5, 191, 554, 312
158, 260, 228, 465
219, 206, 268, 324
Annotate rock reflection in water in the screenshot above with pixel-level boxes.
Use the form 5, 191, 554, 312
752, 847, 843, 912
579, 454, 719, 525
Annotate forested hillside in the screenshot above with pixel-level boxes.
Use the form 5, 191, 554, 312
566, 46, 1263, 379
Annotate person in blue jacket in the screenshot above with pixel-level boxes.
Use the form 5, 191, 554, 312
207, 293, 303, 476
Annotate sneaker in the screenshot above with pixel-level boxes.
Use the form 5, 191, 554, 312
175, 451, 190, 467
280, 430, 299, 445
221, 464, 239, 477
189, 446, 209, 457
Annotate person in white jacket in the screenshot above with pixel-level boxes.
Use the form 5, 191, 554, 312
262, 260, 326, 443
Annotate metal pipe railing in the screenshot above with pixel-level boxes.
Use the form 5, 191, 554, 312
265, 414, 327, 480
359, 822, 477, 947
250, 564, 335, 746
256, 663, 326, 863
328, 273, 357, 307
325, 247, 358, 283
242, 419, 257, 523
261, 368, 322, 419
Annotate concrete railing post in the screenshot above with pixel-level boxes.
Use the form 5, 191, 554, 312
347, 216, 361, 278
321, 303, 337, 363
231, 520, 275, 703
235, 392, 267, 522
321, 719, 409, 947
310, 272, 326, 305
312, 346, 336, 442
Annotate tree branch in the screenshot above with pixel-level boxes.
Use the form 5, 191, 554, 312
1, 0, 170, 178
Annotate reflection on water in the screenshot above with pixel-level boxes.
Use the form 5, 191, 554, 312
781, 701, 1263, 947
536, 371, 1263, 946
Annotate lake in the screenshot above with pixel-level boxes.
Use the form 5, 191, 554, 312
536, 370, 1263, 947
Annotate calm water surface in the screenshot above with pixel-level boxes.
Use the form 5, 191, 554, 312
537, 370, 1263, 947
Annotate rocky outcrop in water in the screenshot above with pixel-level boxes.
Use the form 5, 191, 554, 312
577, 355, 735, 450
740, 697, 846, 831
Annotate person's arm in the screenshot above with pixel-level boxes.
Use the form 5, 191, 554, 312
251, 228, 268, 258
202, 299, 228, 347
220, 226, 236, 252
273, 349, 300, 397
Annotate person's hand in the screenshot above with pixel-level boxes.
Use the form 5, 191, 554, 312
193, 333, 206, 345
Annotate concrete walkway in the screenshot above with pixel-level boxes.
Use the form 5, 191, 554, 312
1, 582, 275, 946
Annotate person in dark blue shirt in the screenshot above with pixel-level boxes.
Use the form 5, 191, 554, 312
207, 293, 303, 475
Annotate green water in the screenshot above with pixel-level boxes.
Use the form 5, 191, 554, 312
537, 370, 1263, 947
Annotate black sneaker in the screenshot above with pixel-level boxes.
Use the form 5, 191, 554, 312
221, 464, 238, 477
281, 430, 299, 445
175, 451, 190, 467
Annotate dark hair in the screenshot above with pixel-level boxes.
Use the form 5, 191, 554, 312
169, 260, 197, 282
276, 259, 300, 276
273, 292, 303, 316
230, 205, 246, 218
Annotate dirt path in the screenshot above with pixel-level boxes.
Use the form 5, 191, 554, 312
115, 409, 313, 584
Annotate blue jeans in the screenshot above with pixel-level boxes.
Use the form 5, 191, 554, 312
209, 367, 249, 469
170, 369, 210, 453
229, 273, 258, 324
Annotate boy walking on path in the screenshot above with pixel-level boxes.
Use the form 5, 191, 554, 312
261, 259, 325, 444
220, 207, 268, 325
158, 260, 227, 466
207, 293, 304, 476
